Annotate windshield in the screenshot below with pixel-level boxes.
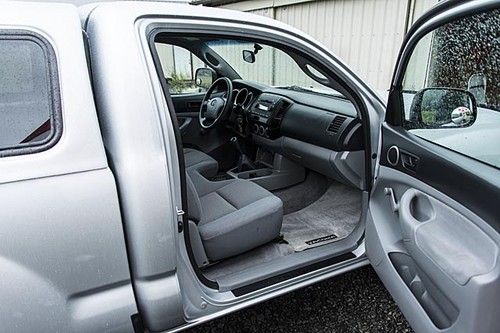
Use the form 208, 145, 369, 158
206, 39, 342, 97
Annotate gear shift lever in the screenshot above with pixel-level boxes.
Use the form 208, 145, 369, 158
230, 137, 256, 172
230, 137, 244, 155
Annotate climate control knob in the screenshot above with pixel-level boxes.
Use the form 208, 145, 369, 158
258, 125, 265, 136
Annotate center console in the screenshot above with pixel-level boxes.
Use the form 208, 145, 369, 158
247, 93, 291, 139
227, 148, 305, 191
222, 94, 305, 191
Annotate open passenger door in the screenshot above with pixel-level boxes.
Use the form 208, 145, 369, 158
367, 1, 500, 332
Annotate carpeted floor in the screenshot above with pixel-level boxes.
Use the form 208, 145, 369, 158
281, 180, 362, 251
187, 266, 413, 333
273, 171, 330, 215
203, 173, 362, 279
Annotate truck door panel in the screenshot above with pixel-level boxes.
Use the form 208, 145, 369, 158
367, 2, 500, 332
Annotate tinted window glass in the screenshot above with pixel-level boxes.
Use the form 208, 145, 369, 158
0, 38, 54, 150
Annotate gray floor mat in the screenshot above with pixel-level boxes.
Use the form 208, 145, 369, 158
281, 181, 361, 251
203, 242, 294, 280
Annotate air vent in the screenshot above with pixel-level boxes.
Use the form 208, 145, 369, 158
267, 99, 291, 129
274, 100, 291, 121
327, 116, 346, 133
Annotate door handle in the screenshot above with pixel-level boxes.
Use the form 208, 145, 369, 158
400, 151, 419, 172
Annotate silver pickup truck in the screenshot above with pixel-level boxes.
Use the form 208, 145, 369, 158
0, 1, 498, 332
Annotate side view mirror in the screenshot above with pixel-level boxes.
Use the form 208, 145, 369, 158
242, 50, 255, 64
468, 73, 487, 106
195, 67, 216, 89
409, 87, 477, 129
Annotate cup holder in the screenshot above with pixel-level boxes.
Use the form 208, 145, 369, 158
237, 168, 273, 180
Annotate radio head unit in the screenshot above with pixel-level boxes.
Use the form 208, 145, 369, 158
247, 93, 291, 139
249, 93, 284, 124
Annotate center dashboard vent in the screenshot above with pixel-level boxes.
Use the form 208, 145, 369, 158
327, 116, 346, 133
267, 99, 291, 128
274, 100, 291, 121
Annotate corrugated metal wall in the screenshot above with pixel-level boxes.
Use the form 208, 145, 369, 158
244, 7, 274, 18
156, 43, 206, 80
411, 0, 439, 22
275, 0, 407, 91
222, 0, 438, 91
157, 0, 438, 92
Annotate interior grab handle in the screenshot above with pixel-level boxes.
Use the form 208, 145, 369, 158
384, 187, 399, 213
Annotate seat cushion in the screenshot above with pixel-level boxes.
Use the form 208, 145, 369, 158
184, 148, 218, 178
197, 179, 283, 261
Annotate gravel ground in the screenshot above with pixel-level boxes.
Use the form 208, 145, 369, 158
187, 266, 413, 333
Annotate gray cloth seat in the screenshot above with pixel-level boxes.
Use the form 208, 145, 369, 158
186, 170, 283, 261
184, 148, 218, 178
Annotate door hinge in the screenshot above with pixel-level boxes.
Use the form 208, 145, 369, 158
176, 207, 185, 233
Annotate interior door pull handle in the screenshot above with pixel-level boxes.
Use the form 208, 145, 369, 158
384, 187, 399, 213
400, 151, 420, 172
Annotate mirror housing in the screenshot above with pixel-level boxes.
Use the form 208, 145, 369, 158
242, 50, 255, 64
409, 87, 477, 129
195, 67, 216, 89
468, 73, 487, 106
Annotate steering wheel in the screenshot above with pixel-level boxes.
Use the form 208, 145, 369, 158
199, 77, 234, 129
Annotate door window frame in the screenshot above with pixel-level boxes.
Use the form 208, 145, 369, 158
384, 1, 500, 168
387, 1, 500, 124
146, 20, 379, 291
381, 0, 500, 226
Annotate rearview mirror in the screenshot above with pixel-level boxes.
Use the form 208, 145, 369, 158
195, 67, 215, 89
409, 88, 477, 129
242, 50, 255, 64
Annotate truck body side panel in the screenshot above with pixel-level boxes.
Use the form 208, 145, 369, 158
85, 4, 185, 331
0, 3, 136, 332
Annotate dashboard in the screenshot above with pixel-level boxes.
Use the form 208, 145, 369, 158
227, 79, 364, 152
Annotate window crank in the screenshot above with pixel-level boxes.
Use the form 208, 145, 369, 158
384, 187, 399, 213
